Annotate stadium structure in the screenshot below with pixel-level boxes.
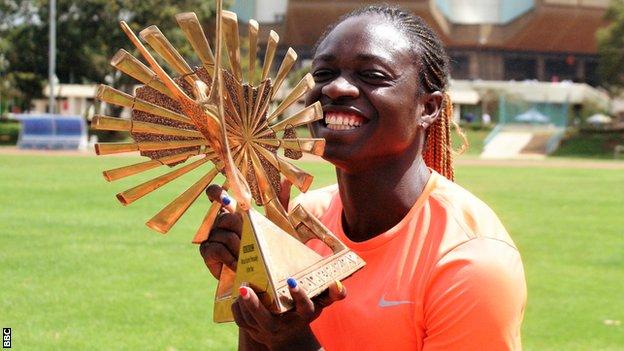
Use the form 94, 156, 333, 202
230, 0, 613, 158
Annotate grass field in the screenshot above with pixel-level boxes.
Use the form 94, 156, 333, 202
553, 130, 624, 160
1, 154, 623, 350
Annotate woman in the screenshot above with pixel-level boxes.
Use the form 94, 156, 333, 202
201, 5, 526, 351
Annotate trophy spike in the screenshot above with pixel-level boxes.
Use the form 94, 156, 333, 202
138, 139, 209, 152
120, 21, 192, 104
208, 0, 224, 102
110, 49, 174, 99
92, 115, 205, 139
251, 143, 313, 192
261, 31, 279, 80
257, 102, 323, 138
248, 20, 259, 85
254, 138, 325, 156
139, 25, 200, 86
266, 73, 314, 124
191, 192, 225, 244
116, 157, 210, 206
247, 148, 298, 236
95, 85, 192, 125
189, 147, 244, 243
238, 84, 250, 136
249, 79, 271, 132
94, 142, 138, 155
146, 167, 220, 234
102, 151, 200, 182
175, 12, 215, 73
96, 139, 209, 156
271, 48, 297, 100
282, 138, 325, 156
131, 121, 204, 138
221, 11, 243, 82
239, 144, 251, 183
244, 86, 255, 133
91, 114, 131, 131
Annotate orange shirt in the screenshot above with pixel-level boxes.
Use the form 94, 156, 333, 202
293, 171, 526, 351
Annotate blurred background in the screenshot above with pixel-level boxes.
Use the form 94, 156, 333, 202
0, 0, 622, 350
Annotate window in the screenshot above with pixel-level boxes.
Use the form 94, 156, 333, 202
504, 57, 537, 80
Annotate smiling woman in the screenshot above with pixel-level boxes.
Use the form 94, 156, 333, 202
199, 5, 526, 351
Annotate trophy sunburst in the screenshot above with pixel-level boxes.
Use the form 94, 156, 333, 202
92, 8, 325, 242
92, 3, 366, 322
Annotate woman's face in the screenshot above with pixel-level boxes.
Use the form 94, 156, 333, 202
306, 15, 430, 171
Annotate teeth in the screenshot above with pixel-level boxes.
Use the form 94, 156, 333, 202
327, 123, 357, 131
324, 112, 366, 130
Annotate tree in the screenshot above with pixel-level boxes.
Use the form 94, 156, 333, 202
1, 0, 229, 108
597, 0, 624, 93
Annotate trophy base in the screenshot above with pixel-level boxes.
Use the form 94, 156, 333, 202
212, 206, 365, 323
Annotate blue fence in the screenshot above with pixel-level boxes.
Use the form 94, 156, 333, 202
15, 114, 87, 150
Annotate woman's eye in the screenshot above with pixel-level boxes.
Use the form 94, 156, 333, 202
360, 70, 388, 81
312, 69, 334, 82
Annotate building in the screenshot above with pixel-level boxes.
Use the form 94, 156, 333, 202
229, 0, 289, 50
281, 0, 610, 86
230, 0, 288, 23
35, 84, 98, 117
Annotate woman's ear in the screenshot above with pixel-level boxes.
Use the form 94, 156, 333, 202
418, 91, 444, 129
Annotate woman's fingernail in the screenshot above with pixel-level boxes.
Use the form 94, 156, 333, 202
335, 280, 344, 294
287, 277, 298, 289
221, 194, 231, 206
239, 286, 249, 299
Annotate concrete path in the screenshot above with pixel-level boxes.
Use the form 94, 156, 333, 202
480, 131, 534, 159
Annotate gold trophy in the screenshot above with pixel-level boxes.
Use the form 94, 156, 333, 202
92, 1, 364, 322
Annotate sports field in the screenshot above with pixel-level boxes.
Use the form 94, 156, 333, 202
0, 153, 623, 350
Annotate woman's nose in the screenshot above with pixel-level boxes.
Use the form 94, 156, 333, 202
321, 76, 359, 100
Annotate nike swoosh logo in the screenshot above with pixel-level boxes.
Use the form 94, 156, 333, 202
378, 295, 414, 308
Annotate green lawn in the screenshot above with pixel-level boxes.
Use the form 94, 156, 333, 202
1, 154, 623, 350
553, 130, 624, 160
453, 127, 490, 156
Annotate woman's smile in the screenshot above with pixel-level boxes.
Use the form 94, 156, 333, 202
322, 104, 370, 132
324, 111, 366, 130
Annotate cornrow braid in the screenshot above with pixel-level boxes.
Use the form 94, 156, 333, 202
315, 5, 467, 181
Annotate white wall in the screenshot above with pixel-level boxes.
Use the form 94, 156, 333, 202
256, 0, 287, 23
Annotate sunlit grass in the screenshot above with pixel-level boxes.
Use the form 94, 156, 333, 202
0, 154, 622, 350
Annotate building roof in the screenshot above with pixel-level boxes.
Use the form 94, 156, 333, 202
451, 79, 610, 109
43, 84, 98, 99
494, 5, 608, 54
283, 0, 447, 49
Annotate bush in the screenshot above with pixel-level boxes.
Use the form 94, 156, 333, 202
0, 121, 20, 145
553, 128, 624, 159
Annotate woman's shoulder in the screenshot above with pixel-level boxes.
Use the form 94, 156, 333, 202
429, 172, 515, 248
289, 184, 339, 219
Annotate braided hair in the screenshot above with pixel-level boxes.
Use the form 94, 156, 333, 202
314, 5, 467, 181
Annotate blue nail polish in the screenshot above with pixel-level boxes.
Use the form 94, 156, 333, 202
287, 277, 297, 289
221, 195, 231, 206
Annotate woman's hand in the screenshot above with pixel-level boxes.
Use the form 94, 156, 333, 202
198, 180, 292, 279
234, 278, 346, 351
199, 184, 242, 279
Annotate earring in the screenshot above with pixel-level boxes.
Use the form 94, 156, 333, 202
419, 121, 427, 128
